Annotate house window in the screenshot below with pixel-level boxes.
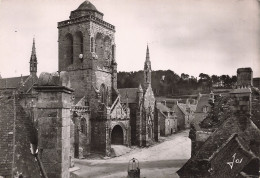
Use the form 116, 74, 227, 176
80, 118, 86, 134
91, 37, 94, 52
203, 106, 208, 113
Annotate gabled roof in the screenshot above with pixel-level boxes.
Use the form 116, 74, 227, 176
178, 132, 258, 177
178, 115, 260, 176
195, 94, 211, 113
0, 75, 38, 93
177, 103, 188, 115
0, 75, 29, 89
118, 88, 139, 104
190, 104, 197, 112
156, 102, 171, 113
20, 75, 38, 93
196, 116, 260, 160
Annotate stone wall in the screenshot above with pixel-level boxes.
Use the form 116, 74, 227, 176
91, 120, 109, 154
0, 91, 41, 178
0, 91, 15, 177
158, 112, 166, 136
174, 106, 185, 130
129, 103, 138, 145
253, 78, 260, 89
36, 85, 73, 178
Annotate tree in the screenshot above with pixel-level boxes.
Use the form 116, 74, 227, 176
181, 73, 189, 80
211, 75, 220, 84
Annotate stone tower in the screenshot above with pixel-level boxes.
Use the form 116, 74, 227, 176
30, 38, 37, 77
57, 0, 117, 113
144, 45, 151, 90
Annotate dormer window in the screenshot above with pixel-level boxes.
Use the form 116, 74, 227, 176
203, 106, 208, 113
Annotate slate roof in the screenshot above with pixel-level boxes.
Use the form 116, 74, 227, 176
0, 75, 37, 93
195, 94, 211, 113
156, 102, 171, 113
190, 104, 197, 112
178, 115, 260, 176
118, 88, 139, 104
177, 103, 188, 115
0, 92, 41, 177
0, 76, 29, 89
0, 92, 15, 176
178, 132, 258, 177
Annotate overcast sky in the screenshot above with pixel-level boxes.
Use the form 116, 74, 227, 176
0, 0, 259, 78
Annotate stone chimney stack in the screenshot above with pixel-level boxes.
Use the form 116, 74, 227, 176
230, 68, 253, 116
35, 72, 73, 178
236, 68, 253, 88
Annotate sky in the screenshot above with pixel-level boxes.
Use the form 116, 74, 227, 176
0, 0, 259, 78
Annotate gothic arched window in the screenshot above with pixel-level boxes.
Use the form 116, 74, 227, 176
104, 36, 111, 61
80, 118, 86, 134
112, 45, 115, 60
95, 33, 104, 59
100, 84, 106, 104
91, 37, 94, 52
64, 33, 73, 64
75, 31, 84, 61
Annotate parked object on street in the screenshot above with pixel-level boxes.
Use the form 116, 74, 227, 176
128, 158, 140, 178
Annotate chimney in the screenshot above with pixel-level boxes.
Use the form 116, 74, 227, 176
236, 68, 253, 88
230, 68, 252, 116
163, 100, 167, 106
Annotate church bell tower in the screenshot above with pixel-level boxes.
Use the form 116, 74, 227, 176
57, 0, 117, 106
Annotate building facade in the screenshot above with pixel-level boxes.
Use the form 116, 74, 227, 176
118, 45, 158, 146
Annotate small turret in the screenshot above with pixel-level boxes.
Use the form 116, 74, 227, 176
30, 38, 37, 77
137, 84, 143, 106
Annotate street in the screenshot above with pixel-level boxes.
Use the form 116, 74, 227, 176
73, 130, 191, 178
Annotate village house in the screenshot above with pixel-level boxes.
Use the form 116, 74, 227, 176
156, 102, 177, 136
173, 99, 196, 130
177, 67, 260, 178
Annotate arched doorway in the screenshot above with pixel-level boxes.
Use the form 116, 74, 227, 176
111, 125, 124, 145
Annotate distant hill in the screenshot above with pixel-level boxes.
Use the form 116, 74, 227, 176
117, 70, 237, 97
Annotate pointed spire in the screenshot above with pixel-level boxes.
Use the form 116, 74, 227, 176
144, 44, 151, 90
30, 38, 37, 61
138, 84, 143, 92
30, 38, 37, 76
146, 44, 150, 62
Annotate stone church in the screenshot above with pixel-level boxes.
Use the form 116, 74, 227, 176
0, 1, 158, 177
118, 45, 158, 147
